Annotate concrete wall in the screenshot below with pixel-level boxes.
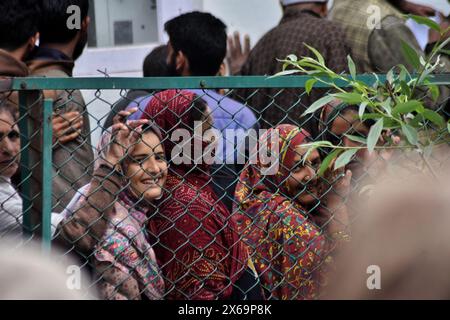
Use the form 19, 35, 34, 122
203, 0, 282, 48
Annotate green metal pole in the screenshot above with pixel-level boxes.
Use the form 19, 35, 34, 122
11, 75, 393, 90
41, 99, 53, 253
18, 91, 32, 238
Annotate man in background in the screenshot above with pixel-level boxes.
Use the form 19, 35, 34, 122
330, 0, 441, 73
0, 0, 39, 105
28, 0, 94, 212
163, 12, 259, 211
330, 0, 450, 118
233, 0, 351, 133
0, 0, 42, 233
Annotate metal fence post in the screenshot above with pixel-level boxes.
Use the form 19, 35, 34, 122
19, 91, 33, 238
42, 99, 53, 253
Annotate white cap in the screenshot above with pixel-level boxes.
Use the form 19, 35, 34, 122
281, 0, 328, 6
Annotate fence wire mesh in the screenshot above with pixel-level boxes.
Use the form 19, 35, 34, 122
0, 76, 449, 300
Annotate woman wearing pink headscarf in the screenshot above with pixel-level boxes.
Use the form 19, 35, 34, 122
58, 109, 166, 300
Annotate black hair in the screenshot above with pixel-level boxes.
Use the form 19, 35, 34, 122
39, 0, 90, 44
141, 121, 163, 142
189, 95, 209, 129
143, 45, 170, 77
387, 0, 403, 8
323, 104, 376, 146
164, 11, 227, 76
0, 0, 40, 51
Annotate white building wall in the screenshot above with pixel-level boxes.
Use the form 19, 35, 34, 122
202, 0, 281, 47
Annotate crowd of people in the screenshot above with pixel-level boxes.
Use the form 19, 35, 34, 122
0, 0, 450, 300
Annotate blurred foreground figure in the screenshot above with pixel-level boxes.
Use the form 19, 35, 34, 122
0, 241, 95, 300
325, 150, 450, 299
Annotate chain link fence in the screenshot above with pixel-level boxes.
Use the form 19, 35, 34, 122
0, 75, 449, 300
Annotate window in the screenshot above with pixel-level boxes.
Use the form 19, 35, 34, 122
87, 0, 158, 48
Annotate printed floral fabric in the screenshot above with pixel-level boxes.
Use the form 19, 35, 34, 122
233, 125, 328, 300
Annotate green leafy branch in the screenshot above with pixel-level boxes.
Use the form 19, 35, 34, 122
276, 14, 450, 175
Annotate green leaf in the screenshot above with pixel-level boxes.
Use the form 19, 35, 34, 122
372, 73, 380, 85
399, 64, 412, 78
392, 100, 424, 116
278, 58, 295, 68
401, 40, 421, 70
305, 79, 317, 95
297, 60, 325, 71
335, 149, 358, 170
383, 118, 401, 129
423, 109, 446, 128
299, 56, 323, 65
344, 134, 367, 144
301, 141, 335, 152
428, 84, 440, 102
367, 118, 384, 154
401, 123, 418, 146
410, 114, 425, 128
361, 113, 384, 120
347, 55, 356, 79
407, 14, 441, 32
287, 54, 298, 61
302, 95, 335, 116
304, 43, 325, 65
398, 65, 411, 82
386, 69, 395, 84
419, 55, 427, 67
318, 149, 342, 177
307, 70, 333, 78
332, 92, 363, 104
439, 49, 450, 55
400, 80, 412, 97
302, 144, 319, 165
431, 37, 450, 62
271, 69, 301, 78
380, 98, 392, 115
359, 101, 369, 119
448, 121, 450, 134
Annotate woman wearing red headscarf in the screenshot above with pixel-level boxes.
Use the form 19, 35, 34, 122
234, 124, 352, 300
142, 89, 262, 300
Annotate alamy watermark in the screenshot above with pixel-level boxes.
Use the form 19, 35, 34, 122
66, 265, 82, 290
66, 5, 81, 30
366, 5, 382, 30
366, 265, 381, 290
168, 123, 281, 175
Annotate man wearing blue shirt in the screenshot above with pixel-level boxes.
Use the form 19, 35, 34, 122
135, 12, 259, 211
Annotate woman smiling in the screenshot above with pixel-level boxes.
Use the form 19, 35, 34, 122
58, 109, 166, 300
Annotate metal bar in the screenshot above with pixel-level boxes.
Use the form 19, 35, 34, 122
41, 99, 53, 253
7, 75, 403, 90
18, 91, 32, 238
9, 74, 450, 90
